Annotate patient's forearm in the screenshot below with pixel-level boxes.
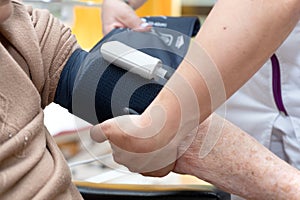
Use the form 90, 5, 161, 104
174, 114, 300, 199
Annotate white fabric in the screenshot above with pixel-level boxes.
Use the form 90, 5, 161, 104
217, 21, 300, 169
44, 103, 91, 136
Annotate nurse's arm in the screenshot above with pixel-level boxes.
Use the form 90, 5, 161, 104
151, 0, 300, 123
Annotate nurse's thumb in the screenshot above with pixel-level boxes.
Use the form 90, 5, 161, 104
90, 119, 114, 143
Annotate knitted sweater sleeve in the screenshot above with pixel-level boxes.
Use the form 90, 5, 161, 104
28, 6, 79, 107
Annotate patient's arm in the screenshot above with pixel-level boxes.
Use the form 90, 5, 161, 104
173, 113, 300, 199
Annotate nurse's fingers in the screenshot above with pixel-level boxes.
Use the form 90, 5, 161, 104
90, 118, 115, 143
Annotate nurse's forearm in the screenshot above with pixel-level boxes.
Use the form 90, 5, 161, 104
148, 0, 300, 122
196, 0, 300, 100
174, 114, 300, 199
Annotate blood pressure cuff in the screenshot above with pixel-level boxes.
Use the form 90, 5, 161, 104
55, 16, 200, 124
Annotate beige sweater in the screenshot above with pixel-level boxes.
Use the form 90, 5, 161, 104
0, 1, 83, 199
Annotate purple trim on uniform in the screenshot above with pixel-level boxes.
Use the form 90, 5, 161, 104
271, 54, 288, 116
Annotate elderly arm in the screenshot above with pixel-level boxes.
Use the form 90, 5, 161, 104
91, 0, 300, 183
173, 113, 300, 199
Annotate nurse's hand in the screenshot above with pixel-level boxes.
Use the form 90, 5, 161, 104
90, 61, 203, 176
90, 114, 179, 176
90, 88, 200, 176
101, 0, 151, 35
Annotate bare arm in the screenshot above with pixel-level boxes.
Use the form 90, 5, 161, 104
174, 113, 300, 199
91, 0, 300, 182
148, 0, 300, 124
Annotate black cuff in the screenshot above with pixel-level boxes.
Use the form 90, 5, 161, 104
54, 48, 88, 112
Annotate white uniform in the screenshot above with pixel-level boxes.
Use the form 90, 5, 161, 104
217, 21, 300, 169
216, 20, 300, 200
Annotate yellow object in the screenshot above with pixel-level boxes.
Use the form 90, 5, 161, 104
136, 0, 181, 17
72, 0, 181, 50
72, 0, 103, 50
